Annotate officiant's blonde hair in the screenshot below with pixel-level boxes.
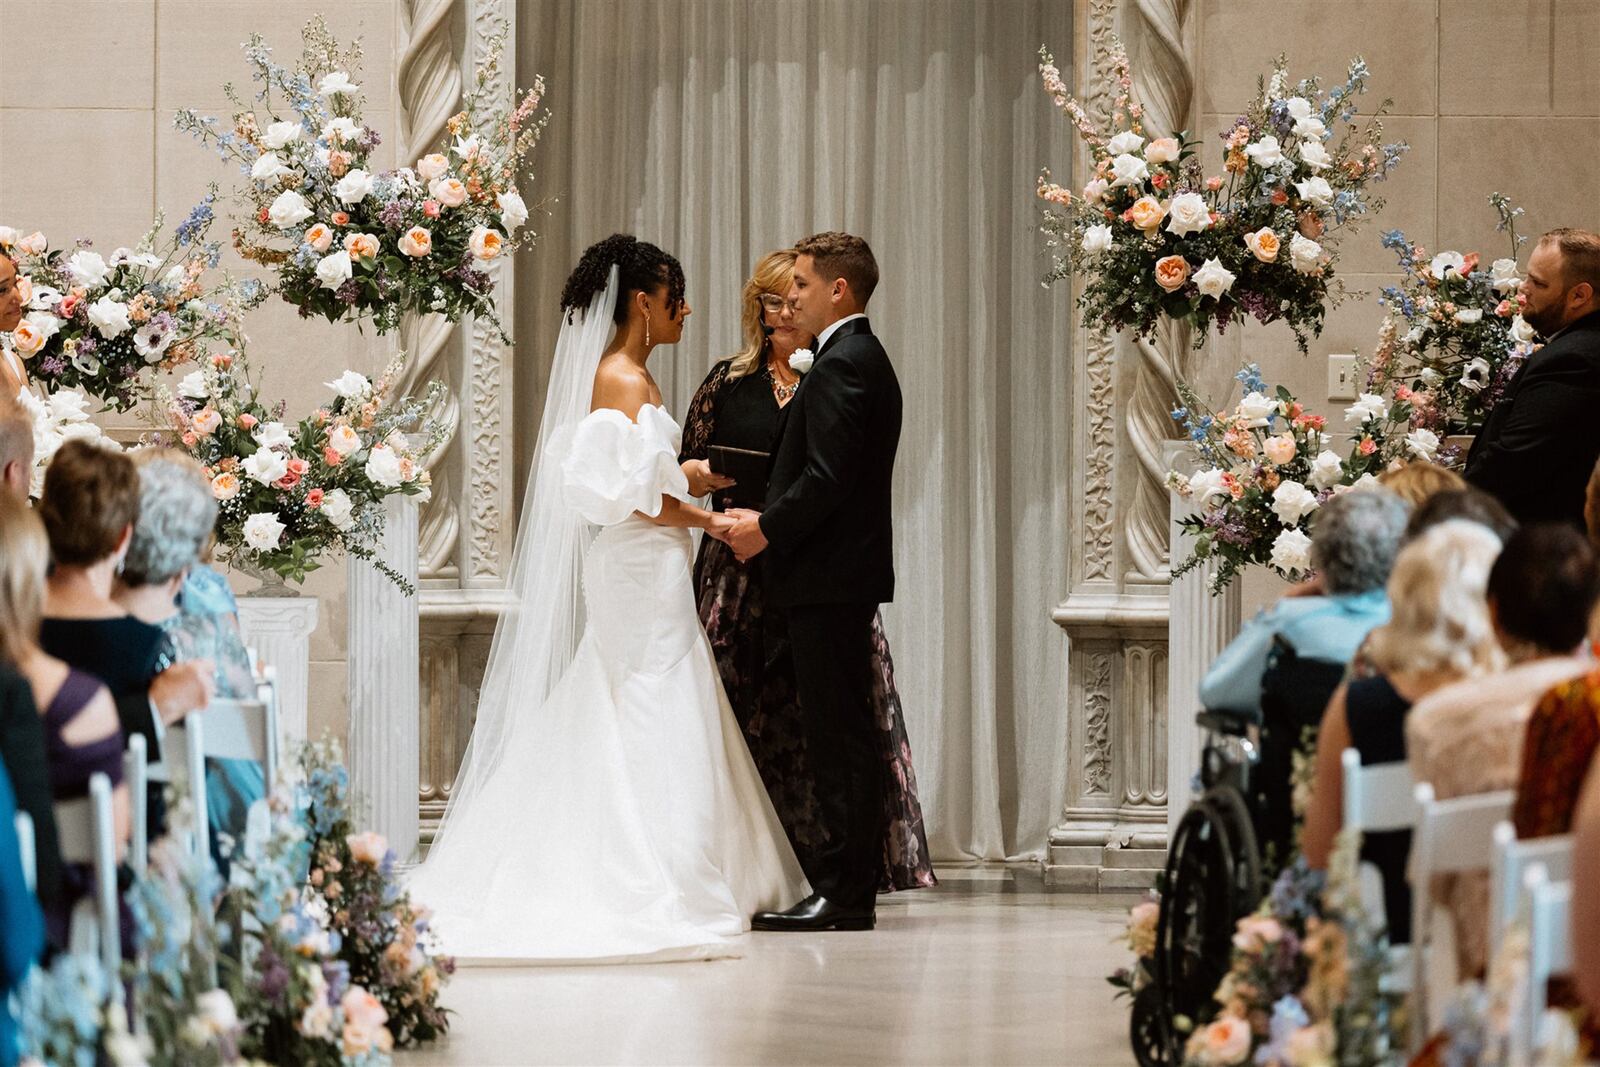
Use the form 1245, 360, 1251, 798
728, 249, 798, 381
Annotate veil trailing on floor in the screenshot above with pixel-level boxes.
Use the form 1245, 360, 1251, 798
421, 266, 618, 867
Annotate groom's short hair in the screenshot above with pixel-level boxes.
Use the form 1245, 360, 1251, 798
795, 231, 878, 305
1540, 228, 1600, 295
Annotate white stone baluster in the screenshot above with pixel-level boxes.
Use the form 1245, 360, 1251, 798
236, 596, 319, 756
347, 496, 421, 863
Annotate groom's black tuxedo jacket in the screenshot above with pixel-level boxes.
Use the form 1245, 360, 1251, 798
1465, 308, 1600, 528
760, 316, 902, 607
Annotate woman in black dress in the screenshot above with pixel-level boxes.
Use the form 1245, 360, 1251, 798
680, 249, 934, 891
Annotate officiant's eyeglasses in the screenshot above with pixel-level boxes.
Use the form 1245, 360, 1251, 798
759, 294, 791, 314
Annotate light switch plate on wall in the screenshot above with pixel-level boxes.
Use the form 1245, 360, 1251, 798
1328, 354, 1358, 400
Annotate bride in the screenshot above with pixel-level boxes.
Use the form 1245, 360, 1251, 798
409, 235, 808, 962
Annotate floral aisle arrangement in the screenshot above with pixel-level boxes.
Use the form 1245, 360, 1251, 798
1108, 893, 1162, 1002
17, 387, 123, 497
1036, 41, 1406, 351
1167, 365, 1427, 592
14, 953, 145, 1067
299, 740, 454, 1047
153, 351, 444, 591
174, 17, 545, 337
0, 205, 265, 411
1363, 193, 1534, 439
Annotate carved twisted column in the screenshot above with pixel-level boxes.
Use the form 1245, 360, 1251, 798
399, 0, 464, 578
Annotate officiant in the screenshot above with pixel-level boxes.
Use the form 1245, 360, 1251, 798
678, 249, 935, 892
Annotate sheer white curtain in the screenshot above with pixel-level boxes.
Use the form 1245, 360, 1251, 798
515, 0, 1077, 860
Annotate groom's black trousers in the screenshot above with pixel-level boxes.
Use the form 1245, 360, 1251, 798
784, 601, 885, 911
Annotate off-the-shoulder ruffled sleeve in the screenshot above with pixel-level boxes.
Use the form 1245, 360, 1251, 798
561, 405, 693, 526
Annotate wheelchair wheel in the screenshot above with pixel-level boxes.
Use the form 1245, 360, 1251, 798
1153, 796, 1248, 1057
1129, 982, 1171, 1067
1204, 786, 1262, 915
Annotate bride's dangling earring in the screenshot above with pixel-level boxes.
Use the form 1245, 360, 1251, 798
645, 317, 651, 349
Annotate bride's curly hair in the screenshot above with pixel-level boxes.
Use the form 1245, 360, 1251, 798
559, 233, 686, 326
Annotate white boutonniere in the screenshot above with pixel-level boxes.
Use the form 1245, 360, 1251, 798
789, 348, 814, 374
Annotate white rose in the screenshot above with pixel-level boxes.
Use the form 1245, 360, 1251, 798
1344, 392, 1389, 425
1490, 258, 1521, 294
1081, 178, 1109, 204
242, 512, 286, 551
322, 117, 362, 143
1418, 366, 1443, 386
1511, 314, 1537, 344
47, 390, 91, 423
788, 348, 815, 375
1407, 326, 1428, 348
1346, 472, 1383, 493
1308, 450, 1346, 491
262, 121, 302, 150
1405, 427, 1441, 460
1293, 115, 1328, 141
334, 168, 374, 206
241, 449, 288, 486
321, 488, 355, 530
1270, 527, 1314, 573
250, 152, 292, 181
1106, 130, 1145, 156
1165, 192, 1212, 237
1460, 357, 1493, 393
1283, 96, 1314, 122
364, 444, 405, 488
253, 421, 293, 451
497, 190, 529, 233
1191, 258, 1237, 299
1271, 480, 1319, 525
1294, 176, 1334, 206
65, 250, 110, 288
1454, 307, 1484, 324
1298, 140, 1332, 171
325, 370, 371, 399
1186, 468, 1230, 508
1082, 224, 1114, 254
317, 71, 360, 98
177, 370, 208, 399
1289, 233, 1323, 274
1109, 153, 1149, 188
195, 989, 238, 1033
1236, 391, 1278, 428
1429, 251, 1467, 281
267, 190, 313, 230
87, 296, 131, 338
314, 250, 353, 291
1244, 136, 1284, 168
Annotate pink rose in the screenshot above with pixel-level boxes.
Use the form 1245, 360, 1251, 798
273, 469, 302, 490
305, 488, 325, 508
323, 445, 344, 466
422, 199, 442, 219
237, 413, 258, 430
58, 292, 82, 318
286, 457, 310, 478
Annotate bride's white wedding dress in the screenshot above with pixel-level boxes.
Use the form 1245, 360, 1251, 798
408, 400, 808, 963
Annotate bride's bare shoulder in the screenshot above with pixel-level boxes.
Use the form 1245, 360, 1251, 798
590, 356, 655, 419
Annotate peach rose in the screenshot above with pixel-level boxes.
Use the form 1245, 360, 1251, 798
9, 319, 48, 357
416, 153, 450, 181
191, 409, 222, 435
285, 457, 310, 479
331, 211, 351, 227
398, 227, 432, 258
305, 488, 325, 508
1127, 195, 1167, 236
344, 232, 380, 260
1263, 434, 1297, 466
1200, 1015, 1252, 1065
428, 177, 468, 207
211, 352, 233, 369
15, 276, 31, 306
326, 424, 362, 457
17, 232, 46, 256
1298, 210, 1325, 239
347, 831, 388, 865
305, 223, 334, 253
182, 432, 199, 448
1154, 255, 1190, 292
1144, 137, 1180, 164
211, 472, 240, 500
237, 413, 258, 431
468, 226, 503, 262
1244, 227, 1281, 263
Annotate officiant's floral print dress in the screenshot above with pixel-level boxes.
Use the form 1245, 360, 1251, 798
682, 358, 935, 891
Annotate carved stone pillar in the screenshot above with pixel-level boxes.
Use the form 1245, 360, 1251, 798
236, 596, 319, 752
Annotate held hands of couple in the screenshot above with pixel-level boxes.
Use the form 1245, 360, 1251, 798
721, 508, 769, 562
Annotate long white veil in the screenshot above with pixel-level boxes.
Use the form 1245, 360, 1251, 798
422, 265, 617, 865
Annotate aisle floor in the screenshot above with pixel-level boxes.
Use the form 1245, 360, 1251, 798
397, 866, 1141, 1066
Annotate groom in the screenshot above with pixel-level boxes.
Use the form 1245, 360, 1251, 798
727, 231, 902, 932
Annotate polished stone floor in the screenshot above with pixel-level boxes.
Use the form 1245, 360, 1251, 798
398, 866, 1141, 1066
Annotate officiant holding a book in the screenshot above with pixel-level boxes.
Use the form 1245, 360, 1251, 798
678, 248, 935, 894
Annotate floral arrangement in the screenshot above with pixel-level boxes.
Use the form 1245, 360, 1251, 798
1037, 41, 1406, 352
0, 204, 265, 411
14, 952, 146, 1067
299, 740, 454, 1047
174, 16, 545, 337
1168, 365, 1426, 592
1363, 194, 1534, 439
1109, 893, 1161, 1001
17, 387, 123, 497
1181, 843, 1393, 1067
153, 351, 443, 591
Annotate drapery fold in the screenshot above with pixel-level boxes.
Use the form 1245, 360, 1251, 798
515, 0, 1077, 860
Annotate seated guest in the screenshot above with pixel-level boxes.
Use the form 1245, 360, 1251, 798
0, 494, 130, 948
1406, 524, 1600, 977
1404, 486, 1518, 544
0, 760, 44, 1067
37, 440, 213, 839
1574, 757, 1600, 1028
1465, 228, 1600, 527
0, 395, 33, 500
1585, 455, 1600, 551
1302, 520, 1504, 943
1376, 460, 1466, 509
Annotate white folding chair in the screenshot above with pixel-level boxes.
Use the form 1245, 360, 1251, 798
1515, 863, 1573, 1065
15, 810, 35, 894
124, 734, 148, 876
54, 772, 120, 978
1407, 784, 1514, 1050
163, 711, 211, 860
1490, 823, 1572, 956
167, 699, 273, 860
1341, 749, 1419, 996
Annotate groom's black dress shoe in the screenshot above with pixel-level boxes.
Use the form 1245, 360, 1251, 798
752, 893, 875, 931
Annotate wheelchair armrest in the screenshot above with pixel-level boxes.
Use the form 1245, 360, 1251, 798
1195, 706, 1261, 736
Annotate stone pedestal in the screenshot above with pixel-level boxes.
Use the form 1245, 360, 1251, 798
236, 595, 319, 753
347, 497, 421, 863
